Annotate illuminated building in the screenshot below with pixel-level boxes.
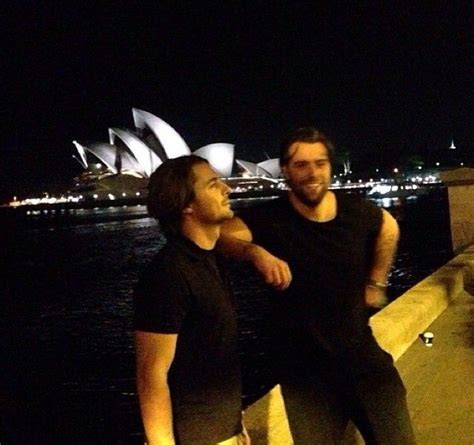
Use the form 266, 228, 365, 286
73, 108, 249, 179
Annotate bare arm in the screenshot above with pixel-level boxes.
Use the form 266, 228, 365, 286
135, 331, 177, 445
365, 209, 400, 308
219, 217, 292, 290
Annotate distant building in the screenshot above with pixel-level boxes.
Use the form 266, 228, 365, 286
73, 108, 281, 179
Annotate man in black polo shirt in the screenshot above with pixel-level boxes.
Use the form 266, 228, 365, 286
219, 128, 416, 444
134, 156, 249, 445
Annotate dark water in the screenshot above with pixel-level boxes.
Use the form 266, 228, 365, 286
1, 188, 452, 443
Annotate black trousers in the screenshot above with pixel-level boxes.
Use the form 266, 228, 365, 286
279, 351, 416, 445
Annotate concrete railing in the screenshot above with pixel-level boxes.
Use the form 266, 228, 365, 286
370, 243, 474, 361
243, 244, 474, 445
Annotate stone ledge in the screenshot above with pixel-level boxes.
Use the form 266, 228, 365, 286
244, 244, 474, 445
370, 244, 473, 361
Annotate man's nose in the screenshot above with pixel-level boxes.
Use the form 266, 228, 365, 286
305, 164, 319, 177
221, 181, 232, 195
309, 163, 321, 173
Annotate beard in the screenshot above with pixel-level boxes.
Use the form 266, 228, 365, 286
219, 207, 235, 222
287, 179, 329, 207
211, 206, 235, 225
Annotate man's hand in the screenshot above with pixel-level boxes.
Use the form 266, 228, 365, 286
247, 244, 292, 290
218, 217, 292, 290
365, 285, 388, 309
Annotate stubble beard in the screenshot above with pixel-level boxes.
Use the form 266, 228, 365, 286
194, 201, 234, 227
213, 206, 234, 225
289, 180, 329, 208
220, 208, 234, 223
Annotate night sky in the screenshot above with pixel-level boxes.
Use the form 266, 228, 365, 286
2, 2, 473, 200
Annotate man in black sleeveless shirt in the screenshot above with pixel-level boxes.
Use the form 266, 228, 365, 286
134, 156, 249, 445
219, 128, 416, 444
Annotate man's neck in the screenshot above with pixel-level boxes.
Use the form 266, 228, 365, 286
289, 190, 337, 222
181, 222, 221, 250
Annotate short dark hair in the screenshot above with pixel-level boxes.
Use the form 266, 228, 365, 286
147, 155, 209, 236
279, 127, 335, 167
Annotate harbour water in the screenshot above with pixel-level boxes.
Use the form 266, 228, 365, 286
1, 188, 453, 443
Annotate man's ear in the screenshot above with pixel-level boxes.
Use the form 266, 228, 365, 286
182, 205, 193, 215
281, 165, 289, 179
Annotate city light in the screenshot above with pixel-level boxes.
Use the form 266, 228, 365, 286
8, 195, 83, 207
3, 156, 451, 211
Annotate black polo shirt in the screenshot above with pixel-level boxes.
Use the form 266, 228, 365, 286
134, 235, 242, 445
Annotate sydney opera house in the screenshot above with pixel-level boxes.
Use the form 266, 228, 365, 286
71, 108, 283, 200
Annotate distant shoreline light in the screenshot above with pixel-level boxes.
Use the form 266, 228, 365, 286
5, 174, 443, 208
8, 195, 83, 208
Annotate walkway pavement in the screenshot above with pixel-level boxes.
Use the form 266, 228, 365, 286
396, 283, 474, 445
244, 284, 474, 445
244, 247, 474, 444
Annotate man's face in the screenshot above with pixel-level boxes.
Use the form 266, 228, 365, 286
187, 163, 234, 224
282, 141, 332, 207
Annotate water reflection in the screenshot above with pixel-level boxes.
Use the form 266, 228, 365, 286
372, 196, 402, 208
1, 189, 453, 441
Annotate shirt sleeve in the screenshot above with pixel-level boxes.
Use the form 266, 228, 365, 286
133, 259, 190, 333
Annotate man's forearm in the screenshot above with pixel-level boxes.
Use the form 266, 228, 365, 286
365, 211, 399, 308
217, 234, 259, 262
218, 234, 292, 290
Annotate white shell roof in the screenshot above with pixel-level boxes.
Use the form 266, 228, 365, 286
194, 143, 235, 177
257, 158, 281, 177
132, 108, 191, 159
108, 128, 162, 177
